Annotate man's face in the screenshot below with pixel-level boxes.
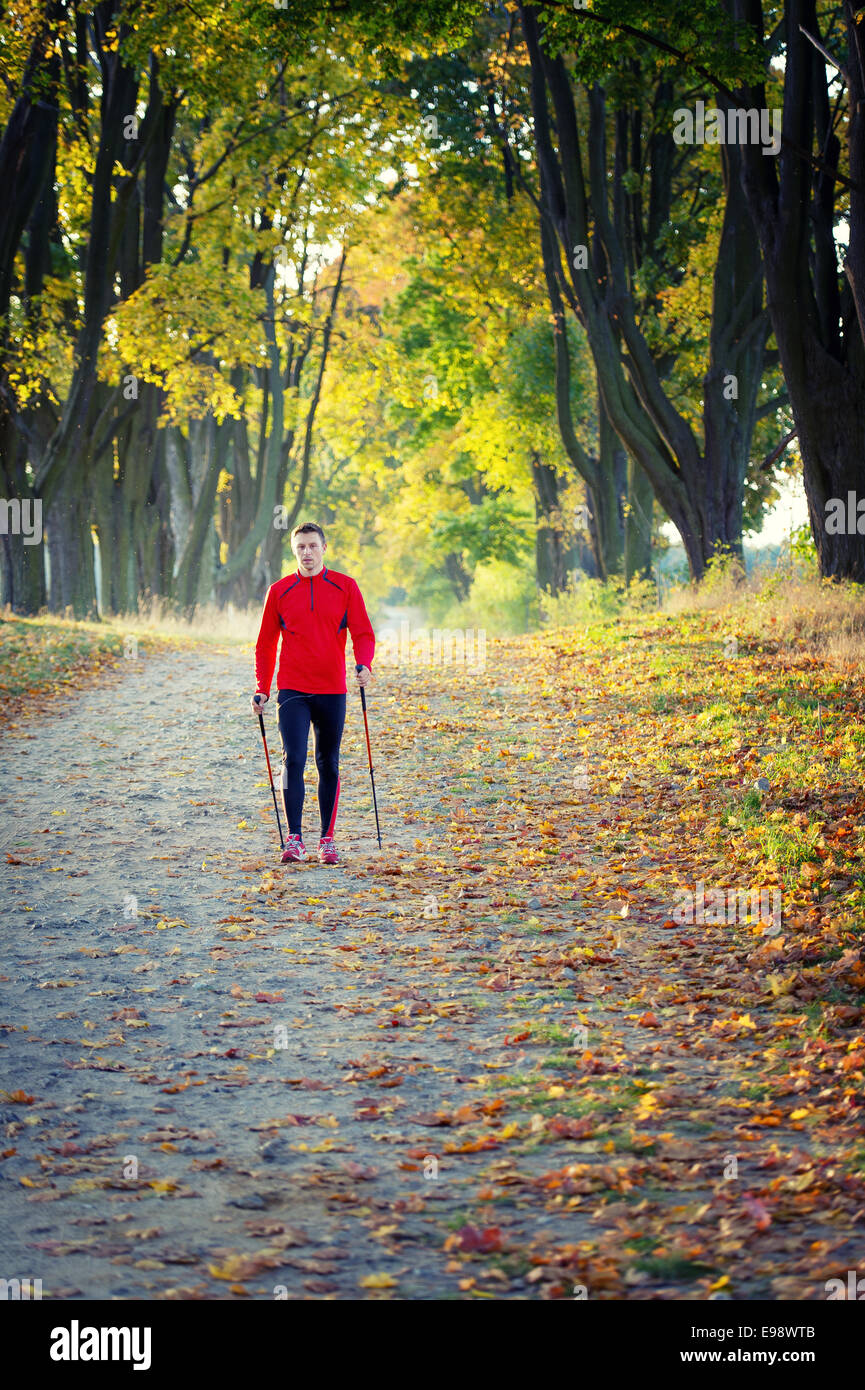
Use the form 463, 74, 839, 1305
292, 530, 326, 574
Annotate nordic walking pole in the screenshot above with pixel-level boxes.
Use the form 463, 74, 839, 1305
253, 694, 285, 850
355, 663, 382, 849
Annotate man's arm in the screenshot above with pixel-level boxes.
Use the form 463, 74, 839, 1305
347, 579, 375, 682
254, 585, 280, 698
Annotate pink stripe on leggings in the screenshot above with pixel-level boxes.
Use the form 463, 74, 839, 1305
324, 775, 340, 839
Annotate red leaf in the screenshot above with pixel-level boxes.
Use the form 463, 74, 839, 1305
743, 1196, 772, 1231
549, 1115, 596, 1140
455, 1225, 503, 1253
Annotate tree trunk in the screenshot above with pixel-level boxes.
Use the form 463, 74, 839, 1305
531, 452, 575, 592
46, 471, 97, 618
520, 5, 770, 581
140, 425, 174, 602
624, 456, 654, 584
0, 0, 62, 324
591, 396, 625, 578
35, 13, 171, 513
732, 0, 865, 581
1, 531, 46, 614
168, 414, 231, 616
444, 551, 471, 601
216, 249, 347, 595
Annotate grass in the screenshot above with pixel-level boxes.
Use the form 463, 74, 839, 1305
0, 614, 158, 724
0, 612, 129, 695
665, 565, 865, 667
634, 1255, 714, 1280
110, 598, 257, 647
539, 1052, 576, 1069
528, 1022, 574, 1045
0, 602, 265, 728
722, 785, 827, 869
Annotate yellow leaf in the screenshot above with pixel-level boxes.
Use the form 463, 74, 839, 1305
208, 1255, 257, 1281
766, 972, 796, 997
359, 1272, 397, 1289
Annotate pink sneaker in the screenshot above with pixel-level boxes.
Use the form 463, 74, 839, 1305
318, 837, 339, 865
281, 834, 306, 863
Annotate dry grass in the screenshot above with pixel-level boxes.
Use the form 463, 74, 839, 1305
111, 598, 256, 647
14, 564, 865, 671
116, 574, 865, 670
665, 565, 865, 668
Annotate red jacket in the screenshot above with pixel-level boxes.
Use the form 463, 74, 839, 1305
254, 566, 375, 696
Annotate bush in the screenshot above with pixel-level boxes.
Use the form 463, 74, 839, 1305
539, 573, 657, 627
439, 559, 539, 636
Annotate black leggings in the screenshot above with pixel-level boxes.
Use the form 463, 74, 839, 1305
276, 690, 346, 839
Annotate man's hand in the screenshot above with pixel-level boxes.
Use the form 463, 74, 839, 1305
355, 665, 371, 689
250, 692, 269, 715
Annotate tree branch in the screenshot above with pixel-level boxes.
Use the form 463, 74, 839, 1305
759, 427, 798, 471
799, 23, 850, 85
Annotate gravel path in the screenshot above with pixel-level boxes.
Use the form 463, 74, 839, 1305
0, 639, 861, 1301
0, 644, 564, 1300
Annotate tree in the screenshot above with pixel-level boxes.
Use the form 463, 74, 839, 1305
732, 0, 865, 580
514, 2, 775, 581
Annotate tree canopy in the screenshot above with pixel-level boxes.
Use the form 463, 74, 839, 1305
1, 0, 861, 618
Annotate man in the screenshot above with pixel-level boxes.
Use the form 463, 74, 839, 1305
251, 522, 374, 864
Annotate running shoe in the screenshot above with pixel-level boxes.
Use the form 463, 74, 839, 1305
281, 834, 307, 863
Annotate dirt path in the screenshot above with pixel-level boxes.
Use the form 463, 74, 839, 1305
0, 637, 861, 1300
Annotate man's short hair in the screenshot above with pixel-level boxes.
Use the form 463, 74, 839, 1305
291, 522, 326, 544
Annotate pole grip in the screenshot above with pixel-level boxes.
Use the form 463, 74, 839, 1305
355, 663, 367, 711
